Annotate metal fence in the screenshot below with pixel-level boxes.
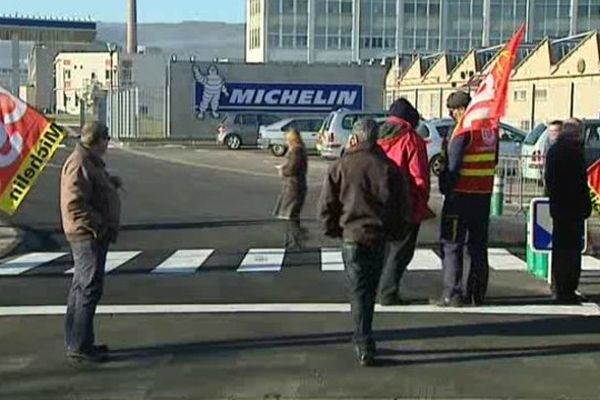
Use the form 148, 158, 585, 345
107, 86, 167, 141
497, 155, 546, 213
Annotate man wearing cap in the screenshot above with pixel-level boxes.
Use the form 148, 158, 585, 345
61, 122, 122, 363
377, 98, 434, 305
319, 118, 410, 366
436, 91, 497, 307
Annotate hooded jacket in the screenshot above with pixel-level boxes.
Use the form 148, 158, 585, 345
377, 116, 434, 223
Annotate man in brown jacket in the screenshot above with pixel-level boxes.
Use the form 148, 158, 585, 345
61, 122, 122, 363
318, 118, 410, 367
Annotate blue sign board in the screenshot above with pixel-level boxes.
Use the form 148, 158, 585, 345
195, 77, 363, 115
529, 197, 587, 253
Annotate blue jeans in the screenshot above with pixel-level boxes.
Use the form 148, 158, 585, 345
65, 238, 109, 353
342, 240, 385, 347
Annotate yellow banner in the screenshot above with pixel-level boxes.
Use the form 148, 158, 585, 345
0, 123, 65, 214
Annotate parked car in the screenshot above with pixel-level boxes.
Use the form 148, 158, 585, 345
322, 113, 525, 176
217, 113, 282, 150
317, 109, 387, 158
521, 119, 600, 180
422, 118, 526, 176
258, 116, 324, 157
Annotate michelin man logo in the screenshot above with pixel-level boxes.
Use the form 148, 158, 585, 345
193, 64, 229, 120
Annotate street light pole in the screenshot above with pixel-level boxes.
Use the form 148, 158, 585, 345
106, 42, 117, 131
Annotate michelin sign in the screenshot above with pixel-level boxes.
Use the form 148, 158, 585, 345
193, 64, 363, 119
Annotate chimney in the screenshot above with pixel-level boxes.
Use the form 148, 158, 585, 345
127, 0, 137, 54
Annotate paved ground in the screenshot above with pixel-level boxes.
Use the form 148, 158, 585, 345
1, 143, 600, 399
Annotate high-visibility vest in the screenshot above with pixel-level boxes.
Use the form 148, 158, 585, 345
454, 128, 498, 194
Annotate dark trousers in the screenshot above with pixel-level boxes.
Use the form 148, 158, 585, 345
552, 218, 585, 301
440, 193, 491, 304
378, 223, 420, 300
342, 240, 385, 347
284, 219, 307, 249
65, 238, 109, 353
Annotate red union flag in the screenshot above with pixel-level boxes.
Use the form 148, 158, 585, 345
0, 85, 65, 214
454, 24, 526, 136
588, 159, 600, 216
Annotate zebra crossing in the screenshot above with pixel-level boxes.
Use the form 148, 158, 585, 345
2, 247, 600, 277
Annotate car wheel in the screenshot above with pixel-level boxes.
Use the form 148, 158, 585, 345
270, 144, 287, 157
430, 154, 443, 176
225, 134, 242, 150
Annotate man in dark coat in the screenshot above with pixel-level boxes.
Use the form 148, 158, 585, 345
318, 118, 411, 367
544, 118, 592, 304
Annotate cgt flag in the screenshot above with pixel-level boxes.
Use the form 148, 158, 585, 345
588, 158, 600, 216
0, 85, 65, 215
453, 23, 526, 137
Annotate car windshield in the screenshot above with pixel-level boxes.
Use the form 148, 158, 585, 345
524, 123, 547, 145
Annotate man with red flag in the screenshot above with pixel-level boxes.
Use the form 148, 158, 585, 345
434, 25, 525, 307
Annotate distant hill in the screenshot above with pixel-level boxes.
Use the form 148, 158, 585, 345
0, 21, 245, 67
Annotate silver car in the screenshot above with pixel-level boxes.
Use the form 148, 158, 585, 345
217, 113, 282, 150
258, 116, 324, 157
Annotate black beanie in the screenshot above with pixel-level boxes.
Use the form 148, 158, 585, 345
447, 91, 471, 109
388, 98, 420, 128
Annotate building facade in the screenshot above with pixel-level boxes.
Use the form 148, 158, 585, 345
55, 52, 120, 114
385, 31, 600, 130
246, 0, 600, 63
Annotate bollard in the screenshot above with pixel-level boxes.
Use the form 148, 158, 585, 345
525, 208, 549, 280
490, 173, 504, 216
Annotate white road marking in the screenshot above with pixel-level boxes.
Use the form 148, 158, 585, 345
0, 253, 67, 276
489, 248, 527, 271
582, 256, 600, 271
1, 303, 598, 317
65, 251, 141, 275
321, 248, 344, 271
407, 249, 441, 270
151, 249, 214, 274
237, 248, 285, 272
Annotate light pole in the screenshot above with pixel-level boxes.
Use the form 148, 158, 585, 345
106, 42, 118, 131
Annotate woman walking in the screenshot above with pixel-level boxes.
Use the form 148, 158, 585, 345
273, 129, 308, 249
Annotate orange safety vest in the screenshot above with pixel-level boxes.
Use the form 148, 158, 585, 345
454, 128, 498, 194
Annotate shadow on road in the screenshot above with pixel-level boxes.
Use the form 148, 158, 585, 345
106, 316, 600, 366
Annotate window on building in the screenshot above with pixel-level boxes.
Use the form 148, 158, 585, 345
105, 70, 111, 80
328, 0, 339, 14
328, 36, 340, 49
315, 35, 327, 48
269, 33, 280, 47
513, 90, 527, 102
282, 35, 295, 47
340, 36, 352, 48
520, 120, 531, 131
65, 70, 71, 79
341, 0, 353, 14
296, 35, 308, 48
91, 72, 97, 80
297, 0, 309, 14
282, 0, 294, 13
534, 88, 548, 102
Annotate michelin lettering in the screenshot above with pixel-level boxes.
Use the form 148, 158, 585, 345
193, 64, 363, 117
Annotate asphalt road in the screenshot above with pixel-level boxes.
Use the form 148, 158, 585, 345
1, 144, 600, 399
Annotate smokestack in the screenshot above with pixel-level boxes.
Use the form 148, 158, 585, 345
127, 0, 138, 54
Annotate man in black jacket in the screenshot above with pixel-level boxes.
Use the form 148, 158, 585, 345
544, 119, 592, 304
318, 118, 411, 367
